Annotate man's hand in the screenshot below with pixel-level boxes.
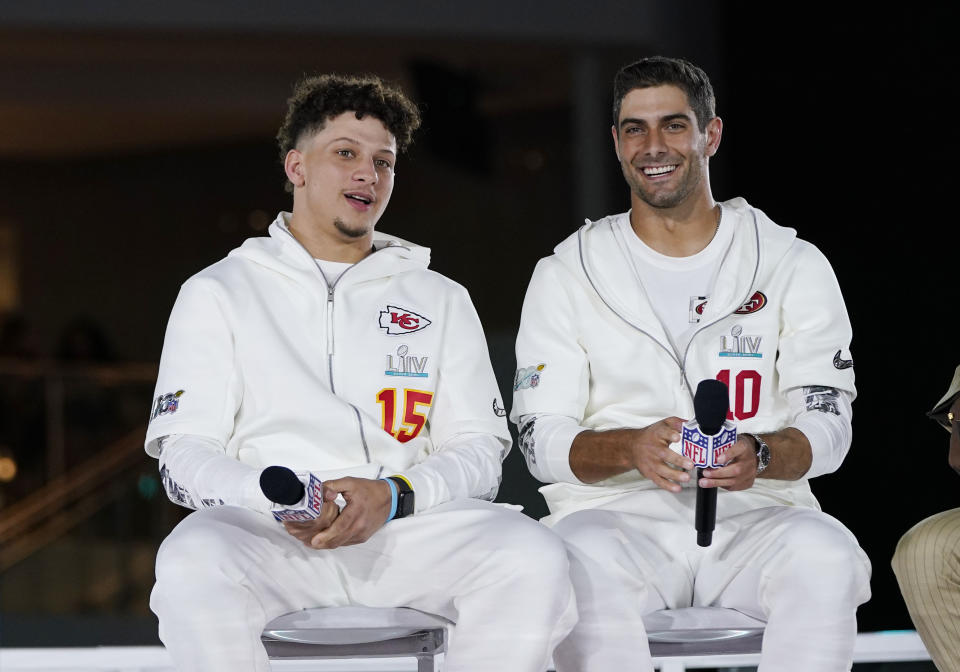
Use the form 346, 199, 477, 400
627, 417, 693, 492
282, 488, 341, 546
294, 477, 393, 550
569, 416, 693, 490
699, 435, 758, 491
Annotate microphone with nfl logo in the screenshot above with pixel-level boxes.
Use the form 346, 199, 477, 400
260, 466, 324, 522
682, 379, 736, 547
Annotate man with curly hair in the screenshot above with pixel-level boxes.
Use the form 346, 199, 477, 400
146, 73, 576, 672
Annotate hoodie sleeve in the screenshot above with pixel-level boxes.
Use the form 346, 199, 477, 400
510, 257, 592, 483
145, 277, 242, 456
401, 283, 511, 510
776, 241, 857, 398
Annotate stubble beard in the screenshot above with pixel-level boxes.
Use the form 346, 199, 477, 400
333, 217, 370, 239
623, 156, 703, 210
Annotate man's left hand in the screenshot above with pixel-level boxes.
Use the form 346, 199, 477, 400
305, 477, 393, 550
699, 436, 758, 491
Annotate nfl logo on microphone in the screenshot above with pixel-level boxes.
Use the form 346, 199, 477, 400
271, 473, 325, 522
682, 423, 737, 468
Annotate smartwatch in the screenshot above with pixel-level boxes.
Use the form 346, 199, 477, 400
747, 434, 771, 475
387, 475, 415, 519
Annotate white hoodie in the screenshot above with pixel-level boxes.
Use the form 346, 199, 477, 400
146, 213, 510, 512
512, 198, 856, 521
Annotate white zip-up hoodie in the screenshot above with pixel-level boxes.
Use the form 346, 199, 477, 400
512, 198, 856, 521
146, 213, 510, 511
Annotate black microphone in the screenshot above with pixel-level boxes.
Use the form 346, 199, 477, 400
260, 466, 305, 505
692, 379, 731, 547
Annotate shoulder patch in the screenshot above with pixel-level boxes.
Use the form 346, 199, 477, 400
514, 364, 545, 391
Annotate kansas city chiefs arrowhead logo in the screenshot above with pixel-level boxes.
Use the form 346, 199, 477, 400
379, 305, 432, 335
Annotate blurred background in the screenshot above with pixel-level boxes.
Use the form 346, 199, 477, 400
0, 0, 954, 650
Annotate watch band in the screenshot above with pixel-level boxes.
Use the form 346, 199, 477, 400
746, 433, 771, 474
387, 475, 415, 519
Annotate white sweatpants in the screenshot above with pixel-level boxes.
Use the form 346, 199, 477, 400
151, 499, 577, 672
549, 489, 871, 672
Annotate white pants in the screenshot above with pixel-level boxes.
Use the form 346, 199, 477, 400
151, 499, 577, 672
549, 490, 871, 672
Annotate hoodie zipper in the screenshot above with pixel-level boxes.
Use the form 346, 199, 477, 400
578, 210, 761, 402
279, 226, 373, 463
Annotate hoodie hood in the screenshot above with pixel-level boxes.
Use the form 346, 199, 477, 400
228, 212, 431, 286
553, 197, 797, 337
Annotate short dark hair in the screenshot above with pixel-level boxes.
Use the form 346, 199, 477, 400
276, 73, 421, 176
612, 56, 716, 132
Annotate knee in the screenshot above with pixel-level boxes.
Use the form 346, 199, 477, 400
552, 510, 628, 567
480, 512, 571, 587
155, 507, 267, 588
775, 512, 870, 591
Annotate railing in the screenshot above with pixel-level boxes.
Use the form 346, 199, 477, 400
0, 359, 160, 572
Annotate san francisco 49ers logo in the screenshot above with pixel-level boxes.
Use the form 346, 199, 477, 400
379, 305, 432, 335
734, 291, 767, 315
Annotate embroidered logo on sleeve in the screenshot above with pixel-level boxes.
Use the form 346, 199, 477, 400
150, 390, 184, 421
833, 350, 854, 370
804, 386, 842, 415
492, 398, 506, 417
518, 417, 537, 464
379, 305, 432, 335
734, 291, 767, 314
514, 364, 545, 391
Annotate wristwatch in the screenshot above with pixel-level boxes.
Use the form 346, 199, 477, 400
387, 475, 415, 519
747, 434, 771, 474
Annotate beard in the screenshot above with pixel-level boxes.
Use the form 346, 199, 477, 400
333, 217, 370, 239
621, 156, 704, 210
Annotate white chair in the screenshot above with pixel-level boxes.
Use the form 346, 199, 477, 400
263, 606, 450, 672
262, 605, 765, 671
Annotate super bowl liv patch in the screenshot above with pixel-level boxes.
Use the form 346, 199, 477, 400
718, 325, 762, 358
385, 345, 429, 378
514, 364, 545, 391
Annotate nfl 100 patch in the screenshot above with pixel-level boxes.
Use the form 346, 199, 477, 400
514, 363, 545, 391
151, 390, 185, 421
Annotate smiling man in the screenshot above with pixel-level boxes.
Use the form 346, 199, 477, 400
512, 56, 871, 671
145, 73, 576, 672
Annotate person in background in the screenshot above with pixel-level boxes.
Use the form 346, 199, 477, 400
893, 365, 960, 672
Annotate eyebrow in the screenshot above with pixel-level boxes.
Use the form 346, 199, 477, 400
328, 137, 396, 156
619, 113, 693, 129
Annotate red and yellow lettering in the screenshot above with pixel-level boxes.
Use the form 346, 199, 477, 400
376, 388, 434, 443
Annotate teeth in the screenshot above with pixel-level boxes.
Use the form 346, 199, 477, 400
347, 194, 371, 204
643, 165, 676, 176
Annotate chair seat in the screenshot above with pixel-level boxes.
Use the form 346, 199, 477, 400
644, 606, 766, 643
263, 606, 452, 646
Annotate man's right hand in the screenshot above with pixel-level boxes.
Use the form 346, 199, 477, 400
282, 493, 340, 546
569, 416, 693, 490
626, 417, 693, 492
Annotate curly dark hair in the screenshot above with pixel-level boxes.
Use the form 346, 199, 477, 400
612, 56, 716, 132
277, 73, 421, 176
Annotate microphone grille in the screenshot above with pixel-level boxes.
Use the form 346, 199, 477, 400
694, 379, 729, 435
260, 466, 305, 505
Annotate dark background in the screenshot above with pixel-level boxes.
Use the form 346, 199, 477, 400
0, 0, 955, 645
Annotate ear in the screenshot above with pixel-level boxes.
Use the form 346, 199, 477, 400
704, 117, 723, 157
611, 125, 621, 162
284, 149, 305, 188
